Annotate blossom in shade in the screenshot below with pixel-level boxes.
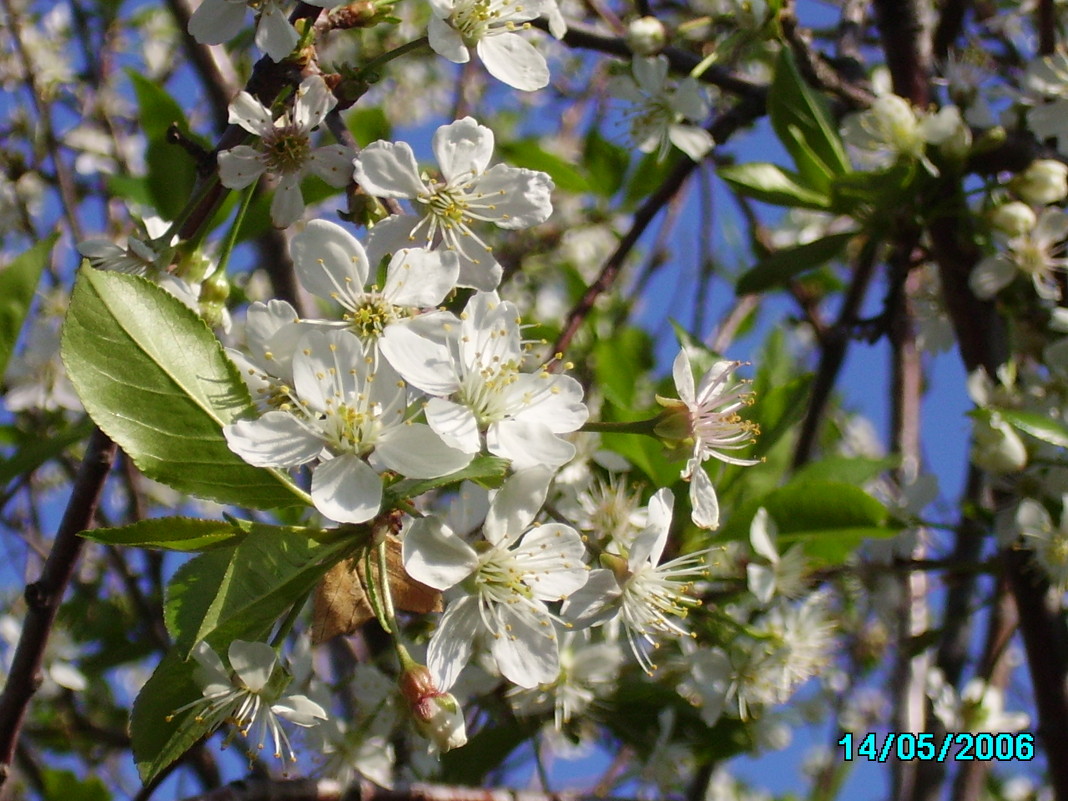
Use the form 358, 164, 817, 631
969, 207, 1068, 301
380, 291, 588, 469
609, 56, 714, 161
403, 468, 589, 689
168, 640, 326, 767
427, 0, 566, 91
223, 328, 472, 523
352, 117, 554, 289
188, 0, 344, 62
655, 349, 760, 529
1016, 497, 1068, 593
563, 488, 708, 672
218, 75, 354, 227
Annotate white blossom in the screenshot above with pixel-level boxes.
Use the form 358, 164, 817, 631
609, 55, 714, 161
188, 0, 344, 62
219, 75, 354, 227
403, 468, 589, 689
381, 291, 588, 469
353, 117, 554, 289
656, 349, 760, 529
1017, 497, 1068, 593
168, 640, 327, 767
427, 0, 565, 91
224, 328, 472, 523
969, 207, 1068, 300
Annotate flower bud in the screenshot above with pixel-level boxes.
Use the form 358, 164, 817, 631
399, 664, 467, 753
625, 17, 667, 56
1010, 159, 1068, 205
988, 201, 1036, 238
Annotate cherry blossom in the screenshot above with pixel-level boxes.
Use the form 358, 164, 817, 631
403, 468, 589, 689
218, 75, 354, 227
352, 117, 554, 289
380, 291, 588, 469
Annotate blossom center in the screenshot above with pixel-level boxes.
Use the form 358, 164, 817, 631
450, 0, 522, 45
323, 401, 382, 454
346, 295, 402, 339
260, 124, 311, 175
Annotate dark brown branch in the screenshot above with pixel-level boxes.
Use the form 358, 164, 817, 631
872, 0, 931, 106
1037, 0, 1057, 57
932, 0, 971, 62
178, 779, 643, 801
780, 1, 874, 109
0, 428, 117, 787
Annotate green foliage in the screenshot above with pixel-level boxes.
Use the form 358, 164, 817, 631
387, 454, 511, 500
496, 138, 590, 194
717, 479, 901, 566
82, 516, 251, 551
0, 234, 55, 377
735, 231, 856, 294
0, 417, 94, 488
996, 407, 1068, 448
718, 162, 832, 210
163, 529, 353, 657
583, 127, 631, 197
40, 769, 110, 801
126, 71, 203, 220
61, 267, 309, 508
348, 106, 392, 147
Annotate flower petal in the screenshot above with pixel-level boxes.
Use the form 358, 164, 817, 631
379, 325, 460, 395
256, 3, 299, 61
188, 0, 247, 47
270, 175, 306, 228
292, 75, 336, 131
383, 247, 459, 307
353, 141, 426, 198
403, 517, 479, 590
308, 144, 355, 187
490, 605, 558, 688
470, 164, 554, 229
291, 219, 370, 304
688, 461, 720, 529
217, 146, 266, 189
228, 640, 277, 692
433, 117, 495, 183
428, 595, 480, 690
311, 453, 382, 523
428, 15, 469, 64
483, 466, 553, 546
476, 33, 549, 92
224, 412, 322, 468
426, 398, 482, 453
227, 92, 274, 135
488, 418, 575, 469
376, 423, 474, 478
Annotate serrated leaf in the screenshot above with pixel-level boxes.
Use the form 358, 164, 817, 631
792, 455, 898, 486
736, 231, 856, 295
131, 649, 208, 783
997, 408, 1068, 448
769, 48, 850, 181
146, 138, 196, 220
718, 162, 831, 210
0, 234, 55, 377
164, 530, 352, 657
81, 517, 249, 551
718, 480, 900, 565
60, 267, 308, 509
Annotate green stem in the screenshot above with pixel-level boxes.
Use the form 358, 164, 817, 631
216, 181, 258, 275
581, 417, 661, 435
270, 592, 308, 648
358, 36, 430, 77
363, 546, 391, 635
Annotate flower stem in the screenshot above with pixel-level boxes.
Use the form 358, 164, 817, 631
581, 417, 661, 435
358, 37, 430, 77
216, 182, 258, 275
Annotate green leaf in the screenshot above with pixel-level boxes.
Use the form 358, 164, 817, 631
718, 480, 900, 565
594, 326, 654, 410
131, 649, 209, 783
164, 530, 352, 657
768, 49, 850, 183
583, 127, 630, 197
997, 408, 1068, 448
145, 138, 197, 220
736, 231, 856, 295
0, 234, 56, 377
718, 162, 831, 210
60, 267, 308, 509
40, 769, 110, 801
348, 106, 391, 147
126, 70, 187, 140
82, 517, 250, 551
387, 455, 511, 501
792, 455, 898, 486
0, 417, 95, 488
496, 138, 590, 194
829, 161, 916, 214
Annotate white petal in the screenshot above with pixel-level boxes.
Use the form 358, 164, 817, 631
488, 418, 575, 469
308, 145, 355, 187
428, 15, 470, 64
227, 92, 273, 135
365, 214, 420, 265
672, 77, 711, 121
376, 423, 473, 478
228, 640, 276, 692
516, 523, 588, 598
426, 398, 482, 453
688, 461, 720, 529
217, 146, 266, 189
476, 33, 549, 92
272, 694, 328, 726
969, 254, 1016, 299
429, 596, 480, 690
224, 412, 322, 467
311, 453, 382, 523
668, 124, 714, 161
256, 4, 299, 61
291, 219, 370, 303
470, 164, 554, 229
353, 141, 426, 198
672, 349, 696, 404
403, 517, 479, 590
188, 0, 246, 47
483, 466, 553, 546
632, 55, 669, 94
433, 117, 495, 182
292, 329, 363, 412
629, 487, 674, 568
490, 605, 558, 688
292, 75, 336, 131
379, 326, 460, 395
270, 175, 306, 228
749, 507, 779, 562
505, 373, 588, 433
383, 248, 459, 307
747, 563, 776, 604
561, 568, 622, 627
